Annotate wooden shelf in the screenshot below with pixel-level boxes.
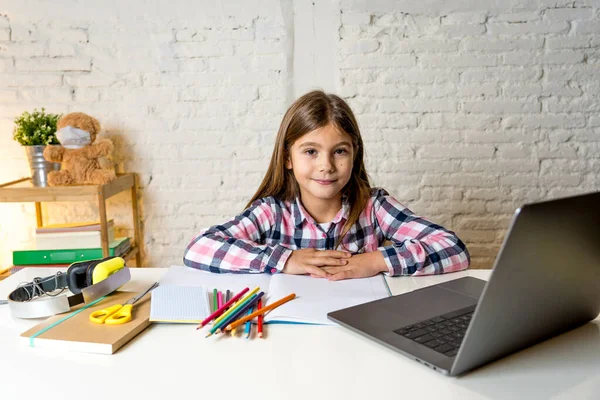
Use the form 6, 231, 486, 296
0, 173, 135, 202
0, 173, 143, 267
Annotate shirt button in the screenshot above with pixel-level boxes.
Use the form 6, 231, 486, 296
271, 268, 277, 274
322, 233, 326, 238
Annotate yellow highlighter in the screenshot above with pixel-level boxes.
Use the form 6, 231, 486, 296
90, 282, 158, 325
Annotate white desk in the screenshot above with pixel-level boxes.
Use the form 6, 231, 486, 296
1, 268, 599, 400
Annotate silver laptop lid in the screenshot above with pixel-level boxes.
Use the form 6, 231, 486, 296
452, 191, 600, 376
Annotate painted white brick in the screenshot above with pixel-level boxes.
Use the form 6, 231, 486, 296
545, 65, 598, 81
462, 37, 543, 51
464, 129, 539, 143
4, 43, 46, 57
17, 57, 91, 72
420, 54, 497, 68
342, 54, 415, 67
496, 145, 533, 158
340, 39, 380, 54
503, 83, 582, 97
172, 42, 234, 58
380, 99, 456, 113
341, 11, 372, 25
19, 87, 72, 102
48, 43, 77, 57
490, 12, 541, 23
422, 174, 499, 188
546, 36, 591, 49
417, 145, 495, 159
461, 160, 540, 173
546, 98, 600, 113
502, 50, 585, 65
420, 114, 502, 130
381, 68, 460, 84
503, 114, 586, 129
461, 66, 542, 83
589, 116, 600, 127
382, 38, 459, 53
488, 21, 569, 35
543, 7, 594, 21
0, 73, 62, 87
575, 21, 600, 34
463, 100, 540, 114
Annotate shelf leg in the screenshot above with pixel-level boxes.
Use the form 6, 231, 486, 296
131, 174, 142, 267
35, 202, 43, 228
98, 189, 109, 258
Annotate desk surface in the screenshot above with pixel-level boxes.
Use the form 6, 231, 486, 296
1, 268, 599, 400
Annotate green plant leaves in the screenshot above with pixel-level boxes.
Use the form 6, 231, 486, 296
13, 108, 62, 146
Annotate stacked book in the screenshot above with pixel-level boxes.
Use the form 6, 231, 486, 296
12, 220, 131, 267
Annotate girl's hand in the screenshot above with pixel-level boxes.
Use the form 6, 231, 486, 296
322, 251, 388, 281
283, 249, 352, 278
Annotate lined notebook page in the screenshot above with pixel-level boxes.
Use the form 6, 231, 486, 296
150, 285, 210, 323
264, 274, 390, 325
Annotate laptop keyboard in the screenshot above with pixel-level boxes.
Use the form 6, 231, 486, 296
393, 305, 476, 357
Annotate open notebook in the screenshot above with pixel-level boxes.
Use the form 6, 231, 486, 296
150, 265, 391, 325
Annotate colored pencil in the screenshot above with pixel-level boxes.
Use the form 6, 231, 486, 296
212, 288, 218, 312
196, 287, 249, 329
212, 287, 260, 327
210, 292, 264, 336
244, 306, 253, 339
210, 293, 259, 337
257, 299, 264, 338
226, 289, 231, 303
225, 293, 296, 332
217, 291, 223, 309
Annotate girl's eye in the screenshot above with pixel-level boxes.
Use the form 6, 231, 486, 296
304, 149, 317, 156
335, 148, 348, 155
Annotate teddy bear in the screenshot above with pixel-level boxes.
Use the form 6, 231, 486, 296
43, 112, 116, 186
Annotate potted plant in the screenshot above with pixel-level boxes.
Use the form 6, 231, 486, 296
13, 108, 62, 187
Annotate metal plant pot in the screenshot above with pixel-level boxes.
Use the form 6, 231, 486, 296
24, 145, 61, 187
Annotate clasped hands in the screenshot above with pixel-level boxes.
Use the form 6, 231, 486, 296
282, 248, 388, 281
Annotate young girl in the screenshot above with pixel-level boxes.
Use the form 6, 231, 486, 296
183, 90, 470, 280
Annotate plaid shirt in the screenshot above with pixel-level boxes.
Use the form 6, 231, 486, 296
183, 188, 470, 276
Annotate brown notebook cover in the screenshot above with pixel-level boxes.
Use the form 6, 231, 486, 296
20, 290, 152, 354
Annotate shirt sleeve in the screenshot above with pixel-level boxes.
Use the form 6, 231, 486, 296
182, 198, 293, 274
373, 189, 470, 276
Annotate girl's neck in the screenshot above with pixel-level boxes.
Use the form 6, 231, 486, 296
299, 193, 342, 223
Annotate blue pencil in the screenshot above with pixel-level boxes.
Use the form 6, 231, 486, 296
214, 292, 264, 335
244, 306, 253, 339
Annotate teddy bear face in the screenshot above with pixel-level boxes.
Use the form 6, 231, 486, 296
56, 112, 101, 149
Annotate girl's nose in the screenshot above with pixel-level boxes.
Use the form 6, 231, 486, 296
319, 156, 335, 172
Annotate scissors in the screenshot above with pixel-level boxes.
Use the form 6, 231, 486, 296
89, 282, 159, 325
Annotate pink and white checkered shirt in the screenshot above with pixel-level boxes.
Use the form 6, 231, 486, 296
183, 188, 470, 276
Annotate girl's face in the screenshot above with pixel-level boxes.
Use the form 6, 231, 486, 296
286, 123, 354, 210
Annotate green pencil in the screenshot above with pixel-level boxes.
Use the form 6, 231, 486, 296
213, 288, 218, 312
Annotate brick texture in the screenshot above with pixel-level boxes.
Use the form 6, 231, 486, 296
0, 0, 598, 270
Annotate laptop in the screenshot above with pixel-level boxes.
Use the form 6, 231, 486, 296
328, 191, 600, 376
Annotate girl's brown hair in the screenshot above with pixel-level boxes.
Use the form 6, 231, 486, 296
246, 90, 371, 248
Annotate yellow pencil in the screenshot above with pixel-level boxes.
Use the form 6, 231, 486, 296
212, 287, 260, 327
225, 293, 296, 331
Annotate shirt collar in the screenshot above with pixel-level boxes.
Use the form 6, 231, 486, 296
291, 196, 350, 228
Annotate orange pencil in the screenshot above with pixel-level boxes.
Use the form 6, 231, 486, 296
225, 293, 296, 331
257, 299, 264, 338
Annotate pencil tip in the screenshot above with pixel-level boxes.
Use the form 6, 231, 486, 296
205, 333, 212, 338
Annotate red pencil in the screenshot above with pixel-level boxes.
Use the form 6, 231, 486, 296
257, 298, 264, 338
196, 287, 249, 329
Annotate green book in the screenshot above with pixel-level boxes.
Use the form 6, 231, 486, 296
12, 237, 131, 266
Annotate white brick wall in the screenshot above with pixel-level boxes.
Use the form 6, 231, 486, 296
0, 0, 598, 270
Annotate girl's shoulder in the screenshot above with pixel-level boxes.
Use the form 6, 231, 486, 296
368, 187, 391, 202
248, 195, 293, 214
